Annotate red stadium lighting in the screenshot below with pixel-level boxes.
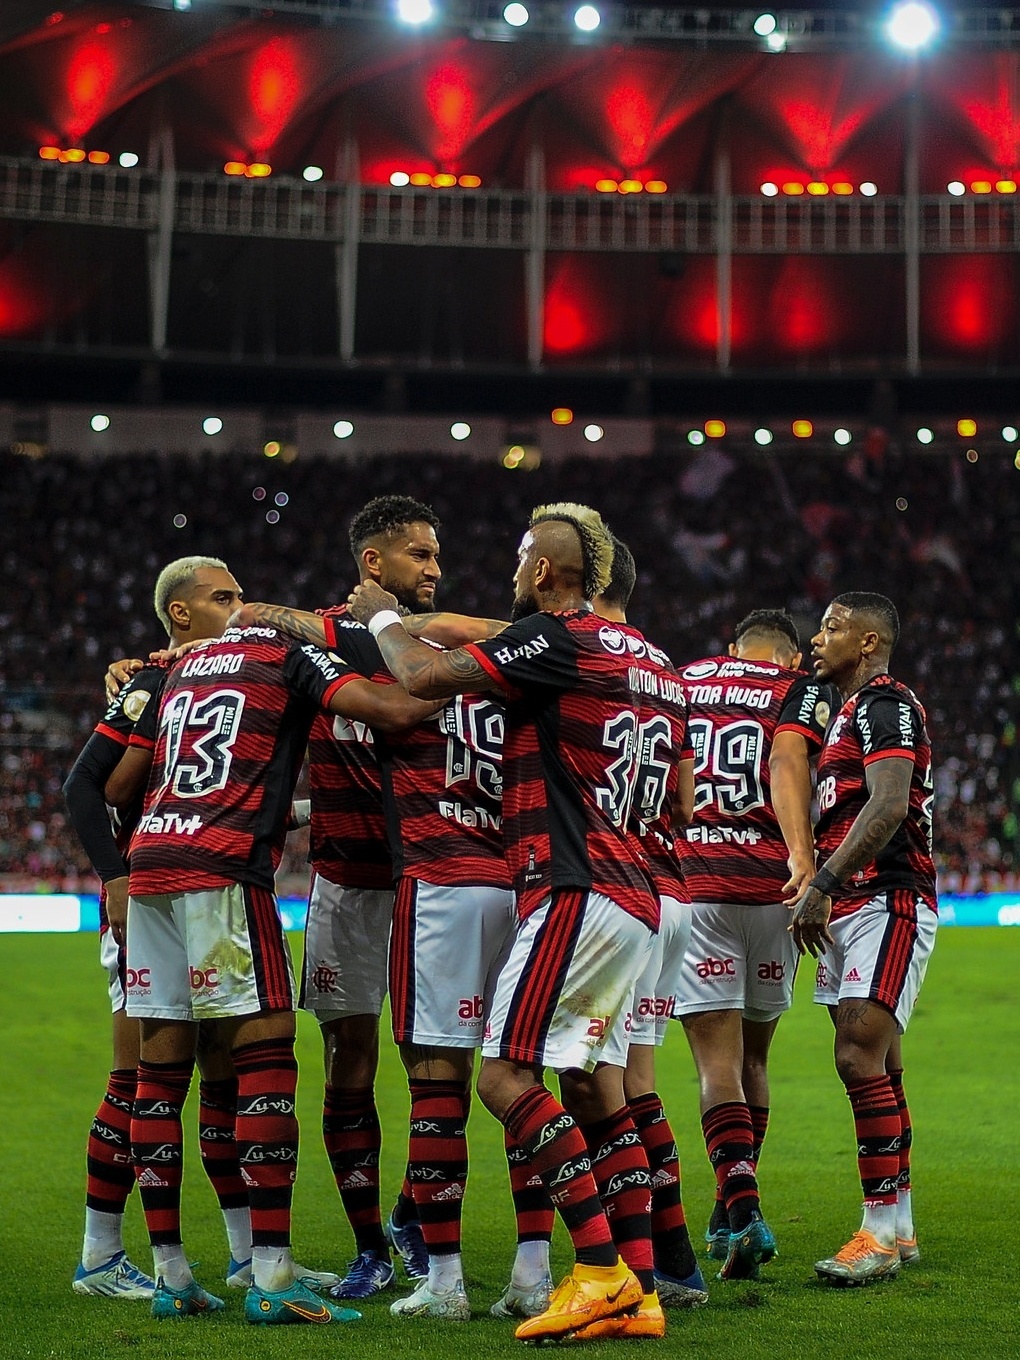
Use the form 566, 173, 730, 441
551, 407, 574, 425
432, 173, 457, 187
62, 148, 86, 163
618, 179, 643, 194
781, 181, 804, 195
644, 180, 668, 194
595, 179, 618, 193
458, 174, 482, 188
971, 180, 992, 194
806, 181, 829, 195
996, 179, 1017, 194
87, 150, 109, 164
224, 161, 246, 176
39, 146, 61, 160
957, 418, 977, 437
792, 419, 814, 438
409, 172, 432, 186
246, 163, 272, 178
832, 182, 854, 195
705, 419, 727, 438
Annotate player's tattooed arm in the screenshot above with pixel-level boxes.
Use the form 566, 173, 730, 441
348, 581, 501, 699
406, 612, 509, 646
789, 757, 912, 956
231, 601, 327, 645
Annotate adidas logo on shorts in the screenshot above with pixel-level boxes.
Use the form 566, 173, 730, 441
844, 967, 862, 982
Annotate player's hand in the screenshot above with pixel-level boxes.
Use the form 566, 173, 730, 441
788, 885, 834, 957
781, 852, 815, 904
228, 603, 259, 629
105, 657, 144, 704
148, 639, 206, 664
347, 580, 399, 624
105, 875, 130, 948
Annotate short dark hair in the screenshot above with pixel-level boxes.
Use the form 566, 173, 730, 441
830, 592, 900, 650
599, 535, 637, 611
348, 496, 440, 559
734, 609, 800, 654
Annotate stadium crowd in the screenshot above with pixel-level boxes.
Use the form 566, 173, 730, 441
0, 441, 1015, 895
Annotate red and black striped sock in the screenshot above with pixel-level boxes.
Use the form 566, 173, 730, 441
87, 1068, 137, 1215
702, 1101, 760, 1233
749, 1104, 770, 1167
131, 1059, 193, 1246
323, 1084, 386, 1255
629, 1090, 695, 1279
407, 1079, 468, 1258
393, 1171, 418, 1227
198, 1078, 247, 1213
233, 1038, 298, 1250
887, 1069, 912, 1194
847, 1074, 901, 1207
505, 1130, 554, 1244
583, 1107, 654, 1294
504, 1085, 616, 1268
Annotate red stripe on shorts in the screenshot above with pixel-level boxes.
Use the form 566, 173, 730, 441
505, 889, 585, 1060
872, 890, 917, 1013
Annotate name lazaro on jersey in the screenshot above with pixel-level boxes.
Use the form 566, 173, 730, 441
466, 610, 684, 929
680, 656, 832, 904
814, 674, 937, 917
128, 627, 360, 895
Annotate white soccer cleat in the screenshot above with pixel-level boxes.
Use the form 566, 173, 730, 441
72, 1252, 155, 1299
389, 1277, 471, 1321
815, 1230, 901, 1286
489, 1274, 553, 1318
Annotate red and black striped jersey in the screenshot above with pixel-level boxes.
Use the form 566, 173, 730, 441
466, 610, 669, 929
307, 604, 392, 888
97, 661, 167, 858
680, 656, 832, 905
633, 652, 693, 903
814, 674, 937, 917
378, 690, 510, 889
128, 627, 359, 895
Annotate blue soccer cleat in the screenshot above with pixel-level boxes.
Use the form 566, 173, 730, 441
717, 1214, 777, 1282
72, 1252, 155, 1299
385, 1211, 429, 1281
151, 1276, 226, 1319
245, 1278, 362, 1325
330, 1249, 396, 1300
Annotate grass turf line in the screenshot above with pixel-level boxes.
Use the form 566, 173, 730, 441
1, 927, 1016, 1359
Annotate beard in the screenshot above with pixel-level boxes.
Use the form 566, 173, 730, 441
510, 593, 539, 623
387, 583, 435, 615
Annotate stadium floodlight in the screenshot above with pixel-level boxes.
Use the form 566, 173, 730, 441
1001, 425, 1018, 442
119, 152, 139, 168
583, 424, 604, 442
450, 422, 471, 440
574, 5, 601, 32
916, 427, 934, 444
753, 13, 777, 36
859, 181, 878, 196
202, 417, 223, 435
760, 182, 779, 197
886, 2, 939, 51
834, 428, 852, 446
396, 0, 434, 25
687, 430, 705, 446
173, 0, 192, 11
90, 414, 110, 432
503, 2, 529, 26
766, 32, 786, 52
333, 420, 355, 439
303, 166, 324, 182
947, 181, 965, 196
753, 428, 773, 446
390, 171, 410, 187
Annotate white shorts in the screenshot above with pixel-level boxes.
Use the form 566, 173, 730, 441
628, 895, 692, 1046
676, 900, 799, 1022
482, 890, 656, 1074
126, 883, 296, 1021
300, 876, 394, 1021
389, 878, 517, 1048
813, 891, 938, 1033
101, 928, 126, 1013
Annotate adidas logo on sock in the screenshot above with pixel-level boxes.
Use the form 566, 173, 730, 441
341, 1169, 373, 1189
652, 1168, 678, 1188
432, 1183, 465, 1202
137, 1168, 168, 1188
844, 967, 862, 982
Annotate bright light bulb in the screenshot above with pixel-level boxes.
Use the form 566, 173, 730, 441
1001, 426, 1018, 442
503, 2, 529, 25
834, 428, 852, 446
119, 152, 139, 168
687, 430, 705, 446
753, 13, 777, 36
90, 414, 110, 432
390, 171, 410, 187
202, 417, 223, 436
754, 428, 773, 446
396, 0, 433, 24
583, 424, 604, 442
886, 2, 939, 51
947, 181, 965, 196
916, 427, 934, 445
760, 182, 779, 197
333, 420, 354, 439
303, 165, 324, 182
450, 422, 471, 441
574, 5, 601, 32
859, 182, 878, 196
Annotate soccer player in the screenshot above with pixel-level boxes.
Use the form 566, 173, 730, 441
791, 593, 937, 1286
676, 610, 832, 1280
349, 503, 686, 1343
123, 621, 441, 1323
63, 556, 246, 1298
593, 539, 709, 1311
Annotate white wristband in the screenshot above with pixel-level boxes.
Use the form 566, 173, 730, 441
367, 609, 402, 640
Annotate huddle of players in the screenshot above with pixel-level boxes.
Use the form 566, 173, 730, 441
63, 494, 938, 1336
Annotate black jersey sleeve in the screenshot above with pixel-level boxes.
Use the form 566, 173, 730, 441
776, 674, 834, 748
283, 640, 364, 709
63, 730, 131, 882
465, 613, 578, 693
855, 691, 923, 764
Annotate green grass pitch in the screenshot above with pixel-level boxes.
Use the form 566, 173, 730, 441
2, 927, 1016, 1359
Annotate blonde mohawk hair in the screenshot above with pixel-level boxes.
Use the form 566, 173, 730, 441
530, 502, 614, 599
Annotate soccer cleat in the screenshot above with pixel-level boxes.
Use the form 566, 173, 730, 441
330, 1250, 396, 1300
226, 1257, 340, 1291
705, 1226, 730, 1262
569, 1291, 666, 1341
897, 1235, 921, 1264
717, 1214, 777, 1282
385, 1211, 429, 1281
814, 1230, 901, 1286
389, 1277, 471, 1321
654, 1265, 709, 1309
151, 1276, 226, 1319
72, 1252, 156, 1299
489, 1275, 553, 1319
512, 1262, 643, 1343
245, 1278, 361, 1325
